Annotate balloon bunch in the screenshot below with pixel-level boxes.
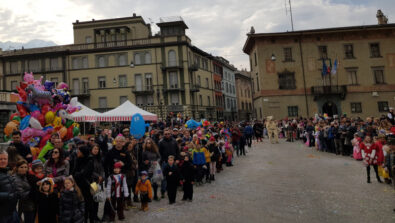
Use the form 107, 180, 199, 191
4, 72, 81, 148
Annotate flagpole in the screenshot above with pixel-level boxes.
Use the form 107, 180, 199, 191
289, 0, 294, 31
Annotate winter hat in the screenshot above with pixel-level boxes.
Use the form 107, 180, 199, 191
78, 146, 91, 157
114, 161, 123, 169
140, 171, 148, 176
32, 159, 43, 169
209, 136, 215, 141
39, 177, 55, 193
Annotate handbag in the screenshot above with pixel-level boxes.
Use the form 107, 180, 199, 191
151, 163, 164, 184
93, 183, 106, 203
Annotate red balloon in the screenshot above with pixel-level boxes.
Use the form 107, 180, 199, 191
19, 82, 28, 89
66, 126, 73, 141
38, 114, 45, 127
17, 104, 28, 118
41, 104, 51, 114
10, 112, 19, 121
16, 86, 27, 102
38, 134, 51, 149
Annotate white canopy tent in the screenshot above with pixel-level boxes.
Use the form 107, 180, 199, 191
71, 100, 101, 122
98, 100, 157, 122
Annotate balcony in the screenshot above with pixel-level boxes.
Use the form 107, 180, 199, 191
188, 64, 199, 71
311, 85, 347, 100
167, 104, 184, 112
71, 89, 90, 98
161, 64, 183, 71
132, 85, 154, 95
190, 84, 200, 92
164, 84, 185, 92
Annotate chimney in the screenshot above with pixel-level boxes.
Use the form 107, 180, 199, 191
133, 13, 137, 17
250, 26, 255, 34
76, 20, 79, 23
376, 9, 388, 25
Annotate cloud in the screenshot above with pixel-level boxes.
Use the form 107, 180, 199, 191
0, 0, 394, 69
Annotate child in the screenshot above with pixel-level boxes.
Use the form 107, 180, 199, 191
163, 155, 180, 204
192, 143, 206, 185
384, 138, 395, 187
59, 176, 85, 223
36, 178, 58, 223
106, 162, 129, 221
352, 133, 362, 160
180, 154, 195, 201
225, 142, 234, 166
135, 171, 153, 211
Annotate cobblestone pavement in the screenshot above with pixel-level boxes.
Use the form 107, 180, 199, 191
118, 139, 394, 223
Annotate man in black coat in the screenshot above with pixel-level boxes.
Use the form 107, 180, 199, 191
0, 149, 19, 223
104, 136, 132, 177
158, 129, 180, 198
10, 130, 32, 163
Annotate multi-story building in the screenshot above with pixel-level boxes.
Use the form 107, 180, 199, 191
243, 11, 395, 119
213, 59, 224, 120
217, 57, 237, 121
0, 15, 221, 120
235, 69, 253, 121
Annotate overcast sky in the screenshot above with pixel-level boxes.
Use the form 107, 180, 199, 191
0, 0, 394, 70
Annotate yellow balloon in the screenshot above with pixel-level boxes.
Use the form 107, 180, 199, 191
53, 116, 62, 128
4, 121, 18, 136
45, 111, 55, 124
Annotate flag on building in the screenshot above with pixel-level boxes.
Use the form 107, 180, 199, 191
322, 59, 327, 76
331, 59, 338, 75
327, 59, 332, 74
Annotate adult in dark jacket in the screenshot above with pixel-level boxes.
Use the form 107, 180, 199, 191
253, 122, 264, 142
90, 144, 105, 221
14, 160, 36, 223
96, 129, 110, 158
73, 146, 94, 223
10, 131, 32, 163
104, 136, 132, 177
142, 138, 161, 200
158, 129, 180, 197
0, 149, 19, 223
244, 124, 253, 148
180, 155, 195, 201
207, 138, 220, 180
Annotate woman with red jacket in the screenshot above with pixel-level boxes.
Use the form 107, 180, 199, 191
360, 136, 382, 183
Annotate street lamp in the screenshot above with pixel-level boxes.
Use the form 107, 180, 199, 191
130, 61, 134, 68
271, 53, 276, 61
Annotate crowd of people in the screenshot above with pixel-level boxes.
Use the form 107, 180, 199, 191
271, 109, 395, 186
0, 120, 254, 223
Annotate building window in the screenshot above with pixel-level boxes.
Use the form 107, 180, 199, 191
82, 78, 89, 94
97, 56, 106, 68
200, 95, 203, 106
206, 78, 209, 88
134, 53, 142, 65
28, 59, 40, 72
249, 103, 252, 111
99, 97, 107, 109
50, 78, 59, 88
370, 43, 381, 58
197, 76, 201, 86
135, 74, 142, 91
168, 50, 177, 66
288, 106, 298, 117
82, 57, 88, 69
259, 108, 262, 119
344, 44, 354, 59
278, 71, 296, 89
169, 72, 178, 88
254, 52, 257, 66
347, 69, 358, 85
10, 61, 19, 74
98, 77, 106, 88
145, 73, 152, 90
72, 79, 80, 95
378, 101, 389, 112
118, 75, 127, 87
11, 81, 18, 91
145, 52, 151, 64
283, 47, 292, 61
170, 93, 179, 105
351, 102, 362, 113
207, 96, 211, 106
136, 96, 144, 106
242, 102, 244, 110
50, 58, 59, 71
147, 95, 154, 106
120, 96, 128, 104
256, 73, 260, 91
118, 54, 127, 66
373, 68, 385, 84
318, 46, 328, 59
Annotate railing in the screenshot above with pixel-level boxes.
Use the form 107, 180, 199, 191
311, 85, 347, 100
71, 89, 90, 96
131, 85, 154, 94
190, 84, 200, 92
188, 64, 199, 71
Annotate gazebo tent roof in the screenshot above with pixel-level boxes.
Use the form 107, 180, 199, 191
70, 100, 101, 122
98, 100, 157, 122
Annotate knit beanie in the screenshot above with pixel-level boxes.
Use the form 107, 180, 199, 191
32, 159, 43, 170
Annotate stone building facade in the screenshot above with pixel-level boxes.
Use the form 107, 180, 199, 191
235, 70, 253, 121
0, 15, 228, 120
243, 16, 395, 119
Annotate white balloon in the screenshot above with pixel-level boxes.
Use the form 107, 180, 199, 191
29, 117, 43, 130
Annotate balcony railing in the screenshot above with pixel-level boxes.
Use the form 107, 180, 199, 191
190, 84, 200, 92
311, 85, 347, 100
71, 89, 90, 97
188, 64, 199, 71
132, 85, 154, 94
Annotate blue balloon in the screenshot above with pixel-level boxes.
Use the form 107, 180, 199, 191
20, 115, 31, 130
44, 81, 55, 91
186, 119, 202, 129
130, 113, 146, 139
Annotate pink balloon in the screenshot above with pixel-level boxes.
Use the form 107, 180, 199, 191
31, 110, 41, 119
21, 127, 46, 143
